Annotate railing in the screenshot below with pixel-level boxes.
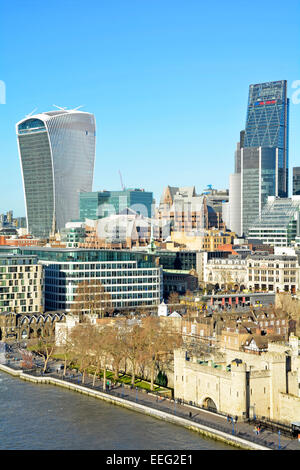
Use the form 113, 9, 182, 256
247, 416, 293, 437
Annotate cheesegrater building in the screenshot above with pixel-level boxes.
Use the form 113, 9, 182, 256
242, 80, 289, 236
16, 109, 96, 238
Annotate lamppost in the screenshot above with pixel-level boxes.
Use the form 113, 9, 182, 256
136, 387, 138, 402
174, 399, 176, 415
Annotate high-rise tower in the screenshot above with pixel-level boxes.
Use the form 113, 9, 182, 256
17, 109, 96, 238
241, 81, 289, 236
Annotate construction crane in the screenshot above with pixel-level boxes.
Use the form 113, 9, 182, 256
119, 170, 125, 191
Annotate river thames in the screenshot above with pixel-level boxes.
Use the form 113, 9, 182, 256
0, 371, 235, 450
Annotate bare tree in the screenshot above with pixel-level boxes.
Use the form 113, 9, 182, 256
124, 322, 145, 386
142, 317, 182, 391
71, 280, 113, 319
106, 320, 127, 382
167, 291, 180, 305
28, 335, 56, 373
70, 321, 95, 383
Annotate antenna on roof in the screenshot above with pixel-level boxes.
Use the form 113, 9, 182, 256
53, 104, 67, 110
72, 105, 84, 111
26, 108, 38, 117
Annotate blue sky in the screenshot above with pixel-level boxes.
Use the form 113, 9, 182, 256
0, 0, 299, 216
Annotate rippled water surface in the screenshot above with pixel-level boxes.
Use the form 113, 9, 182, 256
0, 372, 234, 450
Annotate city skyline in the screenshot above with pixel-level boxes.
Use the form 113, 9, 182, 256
0, 0, 300, 217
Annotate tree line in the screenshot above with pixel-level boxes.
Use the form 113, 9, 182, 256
29, 315, 182, 391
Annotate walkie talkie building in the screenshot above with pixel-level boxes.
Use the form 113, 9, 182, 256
16, 109, 96, 238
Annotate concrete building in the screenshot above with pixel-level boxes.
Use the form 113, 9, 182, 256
246, 252, 299, 294
228, 173, 242, 236
204, 256, 247, 288
0, 253, 43, 314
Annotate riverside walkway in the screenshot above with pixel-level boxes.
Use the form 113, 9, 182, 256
1, 355, 299, 451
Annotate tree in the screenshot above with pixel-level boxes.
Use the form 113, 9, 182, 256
106, 321, 127, 382
20, 349, 34, 369
56, 321, 77, 376
142, 317, 182, 391
167, 291, 180, 305
89, 323, 115, 390
28, 335, 56, 373
70, 321, 95, 383
71, 280, 113, 319
124, 322, 145, 386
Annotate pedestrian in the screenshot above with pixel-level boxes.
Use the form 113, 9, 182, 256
189, 411, 192, 418
298, 433, 300, 443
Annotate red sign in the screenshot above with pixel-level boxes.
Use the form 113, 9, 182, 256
242, 297, 245, 303
222, 298, 225, 306
229, 297, 232, 305
236, 297, 239, 304
210, 297, 213, 305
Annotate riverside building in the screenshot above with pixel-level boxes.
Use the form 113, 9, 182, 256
16, 109, 96, 238
1, 247, 162, 312
0, 253, 43, 314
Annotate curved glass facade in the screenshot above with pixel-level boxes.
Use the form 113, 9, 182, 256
17, 110, 96, 238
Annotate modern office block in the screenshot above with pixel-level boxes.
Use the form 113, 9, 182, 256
79, 189, 154, 221
293, 167, 300, 196
229, 81, 289, 236
248, 196, 300, 247
2, 247, 162, 311
243, 80, 289, 196
17, 109, 96, 238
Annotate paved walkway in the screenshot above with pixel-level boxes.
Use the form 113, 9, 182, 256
49, 369, 299, 450
4, 350, 300, 450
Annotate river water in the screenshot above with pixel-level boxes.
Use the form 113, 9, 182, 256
0, 371, 235, 450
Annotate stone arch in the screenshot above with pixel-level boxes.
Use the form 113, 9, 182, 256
201, 396, 218, 412
21, 327, 29, 339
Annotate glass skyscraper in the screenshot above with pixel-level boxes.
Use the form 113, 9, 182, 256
79, 189, 154, 220
241, 81, 289, 235
16, 109, 96, 238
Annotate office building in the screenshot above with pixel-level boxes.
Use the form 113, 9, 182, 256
16, 109, 96, 238
248, 196, 300, 247
242, 81, 289, 235
293, 167, 300, 196
1, 247, 162, 312
228, 81, 289, 236
79, 189, 153, 220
